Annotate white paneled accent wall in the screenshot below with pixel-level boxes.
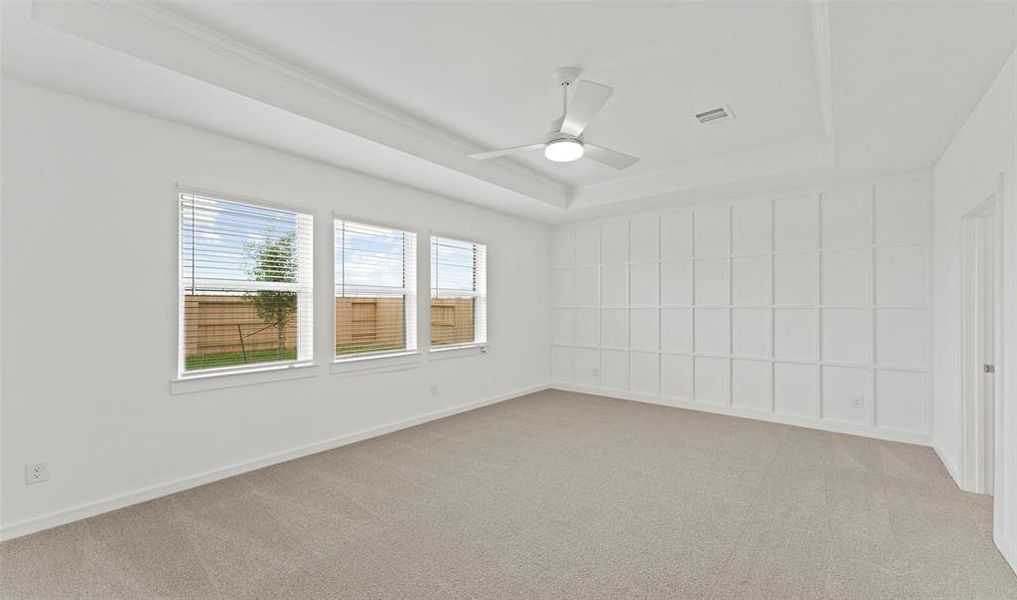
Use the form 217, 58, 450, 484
551, 177, 932, 443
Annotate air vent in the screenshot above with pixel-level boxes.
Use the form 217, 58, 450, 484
695, 105, 735, 124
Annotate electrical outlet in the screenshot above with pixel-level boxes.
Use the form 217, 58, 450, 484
26, 463, 48, 485
851, 395, 865, 409
591, 367, 599, 380
430, 385, 439, 397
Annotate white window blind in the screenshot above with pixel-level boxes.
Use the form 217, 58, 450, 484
179, 192, 313, 374
335, 220, 417, 358
430, 236, 487, 348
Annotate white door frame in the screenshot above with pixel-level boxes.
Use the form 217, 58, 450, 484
961, 174, 1005, 496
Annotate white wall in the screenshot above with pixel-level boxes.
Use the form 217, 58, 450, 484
551, 175, 932, 444
932, 48, 1017, 570
0, 80, 550, 537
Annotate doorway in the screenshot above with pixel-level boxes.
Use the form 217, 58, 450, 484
962, 190, 1001, 495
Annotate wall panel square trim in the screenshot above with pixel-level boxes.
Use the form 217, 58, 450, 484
550, 177, 931, 442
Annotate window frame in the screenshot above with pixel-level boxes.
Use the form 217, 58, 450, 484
332, 215, 419, 365
176, 187, 315, 380
429, 234, 488, 354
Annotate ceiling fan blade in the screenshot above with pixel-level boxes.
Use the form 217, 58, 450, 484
560, 80, 614, 137
468, 143, 544, 160
585, 143, 639, 170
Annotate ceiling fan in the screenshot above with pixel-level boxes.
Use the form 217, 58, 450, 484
468, 67, 639, 170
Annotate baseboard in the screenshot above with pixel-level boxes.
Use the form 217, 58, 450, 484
0, 384, 549, 542
997, 532, 1017, 576
551, 383, 932, 446
932, 440, 965, 490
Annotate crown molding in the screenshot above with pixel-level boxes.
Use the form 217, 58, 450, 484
32, 0, 570, 208
570, 135, 835, 210
811, 0, 835, 142
31, 0, 838, 215
559, 168, 932, 227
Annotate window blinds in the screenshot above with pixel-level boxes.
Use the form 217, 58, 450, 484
334, 220, 417, 358
179, 192, 313, 373
430, 236, 487, 348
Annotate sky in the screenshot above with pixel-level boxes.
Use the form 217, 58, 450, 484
181, 194, 297, 286
431, 236, 477, 294
335, 220, 408, 293
182, 194, 477, 295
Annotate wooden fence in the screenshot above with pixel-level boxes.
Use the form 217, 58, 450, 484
430, 298, 476, 347
335, 297, 405, 354
184, 294, 476, 357
183, 295, 297, 357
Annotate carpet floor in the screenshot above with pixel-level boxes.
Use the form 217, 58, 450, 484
2, 389, 1015, 599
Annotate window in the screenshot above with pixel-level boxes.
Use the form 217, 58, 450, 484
179, 192, 313, 375
430, 236, 487, 349
335, 220, 417, 359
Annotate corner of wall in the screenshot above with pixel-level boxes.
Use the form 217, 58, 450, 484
932, 436, 964, 490
997, 531, 1017, 578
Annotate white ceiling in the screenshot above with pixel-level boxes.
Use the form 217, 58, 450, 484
165, 0, 826, 187
3, 1, 1016, 224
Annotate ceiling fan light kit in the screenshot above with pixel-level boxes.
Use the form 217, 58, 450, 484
468, 66, 639, 170
544, 137, 584, 162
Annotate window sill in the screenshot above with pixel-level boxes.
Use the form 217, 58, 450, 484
331, 351, 422, 375
170, 361, 319, 395
428, 343, 489, 361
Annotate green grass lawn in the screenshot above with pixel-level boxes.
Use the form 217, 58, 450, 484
187, 342, 407, 370
186, 347, 297, 370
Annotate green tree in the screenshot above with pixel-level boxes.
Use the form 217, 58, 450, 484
245, 231, 297, 360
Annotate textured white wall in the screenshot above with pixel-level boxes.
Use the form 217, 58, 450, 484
0, 80, 550, 536
551, 176, 932, 443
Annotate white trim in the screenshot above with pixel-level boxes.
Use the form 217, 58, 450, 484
182, 278, 306, 293
428, 343, 489, 360
0, 384, 550, 542
177, 182, 312, 216
170, 361, 319, 395
958, 188, 1002, 493
433, 290, 483, 299
428, 232, 484, 250
570, 137, 835, 210
430, 235, 488, 347
331, 350, 421, 374
332, 217, 418, 361
552, 174, 933, 447
985, 169, 1012, 575
551, 383, 933, 446
177, 190, 315, 379
809, 0, 835, 141
561, 170, 933, 232
330, 210, 419, 236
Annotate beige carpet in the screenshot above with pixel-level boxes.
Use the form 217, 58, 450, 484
2, 390, 1015, 599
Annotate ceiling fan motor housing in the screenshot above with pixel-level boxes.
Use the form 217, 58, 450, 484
553, 66, 581, 87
